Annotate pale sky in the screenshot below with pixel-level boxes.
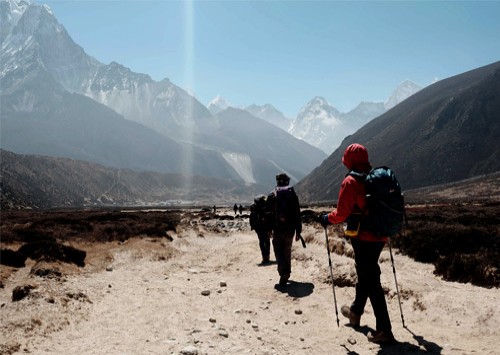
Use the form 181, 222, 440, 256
42, 0, 500, 118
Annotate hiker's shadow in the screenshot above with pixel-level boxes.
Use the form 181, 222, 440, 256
274, 280, 314, 298
400, 326, 443, 354
346, 325, 443, 354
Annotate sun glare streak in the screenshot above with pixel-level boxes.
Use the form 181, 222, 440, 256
181, 0, 194, 201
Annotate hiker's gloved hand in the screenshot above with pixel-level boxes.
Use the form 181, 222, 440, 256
318, 213, 331, 228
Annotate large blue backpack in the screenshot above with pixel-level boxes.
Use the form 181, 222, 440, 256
350, 166, 405, 237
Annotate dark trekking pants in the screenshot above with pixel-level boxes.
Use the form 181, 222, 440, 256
272, 229, 294, 277
350, 238, 392, 331
256, 229, 271, 261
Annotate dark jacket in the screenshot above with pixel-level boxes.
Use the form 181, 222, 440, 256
268, 186, 302, 235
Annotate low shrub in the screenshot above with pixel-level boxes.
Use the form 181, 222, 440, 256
393, 204, 499, 288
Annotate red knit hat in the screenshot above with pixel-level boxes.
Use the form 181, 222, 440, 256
342, 143, 372, 172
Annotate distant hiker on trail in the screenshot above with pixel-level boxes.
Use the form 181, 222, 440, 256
238, 204, 243, 215
234, 204, 238, 216
213, 205, 217, 214
267, 173, 302, 287
249, 195, 272, 265
318, 143, 395, 344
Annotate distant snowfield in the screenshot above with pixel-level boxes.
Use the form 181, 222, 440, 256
222, 152, 256, 184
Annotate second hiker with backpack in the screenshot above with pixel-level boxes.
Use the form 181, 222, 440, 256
267, 173, 303, 287
249, 195, 273, 265
318, 143, 403, 344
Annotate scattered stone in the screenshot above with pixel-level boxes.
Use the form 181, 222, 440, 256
300, 337, 305, 342
106, 266, 113, 272
209, 318, 217, 323
188, 269, 199, 274
246, 319, 251, 324
66, 292, 91, 303
252, 323, 259, 329
180, 345, 198, 355
0, 342, 21, 355
220, 281, 227, 287
219, 330, 229, 338
201, 290, 210, 296
295, 309, 303, 315
31, 266, 62, 279
348, 336, 356, 345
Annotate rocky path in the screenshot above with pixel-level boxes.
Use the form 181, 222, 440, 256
2, 223, 499, 354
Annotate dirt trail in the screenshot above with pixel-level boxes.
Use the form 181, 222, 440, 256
1, 221, 499, 354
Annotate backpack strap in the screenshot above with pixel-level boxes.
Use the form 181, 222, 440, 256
347, 170, 367, 180
345, 170, 367, 216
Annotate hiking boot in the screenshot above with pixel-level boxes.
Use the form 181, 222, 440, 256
341, 305, 360, 327
367, 330, 395, 344
279, 273, 290, 287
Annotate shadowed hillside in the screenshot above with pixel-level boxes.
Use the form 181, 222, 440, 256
0, 150, 267, 209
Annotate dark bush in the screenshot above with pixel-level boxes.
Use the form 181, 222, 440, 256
0, 248, 27, 267
393, 204, 499, 288
12, 285, 35, 302
18, 241, 86, 267
434, 250, 499, 288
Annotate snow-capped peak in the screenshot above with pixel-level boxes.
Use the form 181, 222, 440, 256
384, 80, 422, 110
207, 95, 231, 115
4, 0, 31, 26
297, 96, 340, 119
244, 103, 291, 131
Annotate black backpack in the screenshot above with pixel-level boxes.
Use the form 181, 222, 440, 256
249, 197, 267, 231
350, 166, 405, 237
267, 187, 299, 231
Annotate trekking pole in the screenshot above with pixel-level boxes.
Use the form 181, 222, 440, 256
298, 234, 306, 248
388, 238, 405, 328
324, 227, 340, 327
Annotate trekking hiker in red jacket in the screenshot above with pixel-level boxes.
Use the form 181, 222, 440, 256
319, 143, 395, 344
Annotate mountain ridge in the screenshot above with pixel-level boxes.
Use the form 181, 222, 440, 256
296, 61, 500, 202
0, 149, 266, 209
